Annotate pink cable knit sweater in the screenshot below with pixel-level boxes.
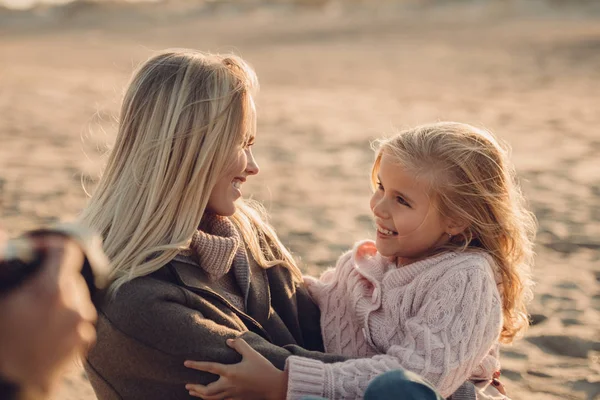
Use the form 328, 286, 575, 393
285, 240, 503, 399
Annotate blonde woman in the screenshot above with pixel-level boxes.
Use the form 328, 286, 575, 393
185, 122, 535, 400
79, 50, 348, 400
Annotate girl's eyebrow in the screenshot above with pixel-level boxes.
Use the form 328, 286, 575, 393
391, 188, 414, 204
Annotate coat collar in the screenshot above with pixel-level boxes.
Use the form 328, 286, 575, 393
168, 258, 215, 293
168, 258, 271, 329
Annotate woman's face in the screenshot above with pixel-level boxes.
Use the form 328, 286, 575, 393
206, 100, 260, 218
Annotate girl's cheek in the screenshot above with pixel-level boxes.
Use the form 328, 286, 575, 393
393, 211, 421, 236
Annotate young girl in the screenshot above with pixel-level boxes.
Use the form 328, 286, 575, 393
185, 121, 536, 399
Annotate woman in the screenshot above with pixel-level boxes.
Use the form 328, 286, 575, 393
79, 49, 348, 400
80, 49, 471, 400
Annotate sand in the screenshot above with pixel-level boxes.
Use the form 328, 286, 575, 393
0, 1, 599, 399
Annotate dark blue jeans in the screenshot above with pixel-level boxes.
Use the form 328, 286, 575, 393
301, 369, 444, 400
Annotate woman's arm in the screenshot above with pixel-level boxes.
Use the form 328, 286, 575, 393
87, 277, 347, 400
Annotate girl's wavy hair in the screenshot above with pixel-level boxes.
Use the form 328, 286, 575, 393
80, 49, 301, 295
371, 122, 536, 343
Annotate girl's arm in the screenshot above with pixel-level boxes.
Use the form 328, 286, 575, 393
185, 265, 501, 400
284, 266, 503, 399
182, 244, 372, 400
303, 241, 384, 311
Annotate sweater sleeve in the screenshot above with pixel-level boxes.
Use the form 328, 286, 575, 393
303, 250, 354, 301
286, 266, 503, 399
303, 242, 384, 314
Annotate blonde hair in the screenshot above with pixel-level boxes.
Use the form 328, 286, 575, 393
371, 122, 536, 344
80, 49, 300, 295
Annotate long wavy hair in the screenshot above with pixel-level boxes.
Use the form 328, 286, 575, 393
371, 122, 536, 343
80, 49, 300, 295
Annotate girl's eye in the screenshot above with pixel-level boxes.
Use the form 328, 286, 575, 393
376, 181, 384, 191
396, 196, 410, 207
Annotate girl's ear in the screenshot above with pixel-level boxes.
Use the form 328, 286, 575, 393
444, 216, 469, 237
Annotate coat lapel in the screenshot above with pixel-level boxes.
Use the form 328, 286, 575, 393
168, 259, 220, 294
244, 262, 271, 328
168, 258, 271, 332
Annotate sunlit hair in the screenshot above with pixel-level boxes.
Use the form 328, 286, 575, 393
371, 122, 536, 343
80, 49, 300, 295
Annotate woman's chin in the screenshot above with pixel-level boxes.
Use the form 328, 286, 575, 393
208, 203, 237, 217
222, 206, 237, 217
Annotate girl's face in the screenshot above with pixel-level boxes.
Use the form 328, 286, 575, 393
370, 152, 453, 265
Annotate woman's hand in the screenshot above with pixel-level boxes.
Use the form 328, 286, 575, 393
185, 338, 288, 400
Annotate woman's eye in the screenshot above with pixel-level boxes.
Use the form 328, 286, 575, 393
396, 196, 410, 207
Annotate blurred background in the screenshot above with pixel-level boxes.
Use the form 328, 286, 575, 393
1, 0, 599, 399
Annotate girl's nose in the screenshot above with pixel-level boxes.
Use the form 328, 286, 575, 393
370, 193, 389, 219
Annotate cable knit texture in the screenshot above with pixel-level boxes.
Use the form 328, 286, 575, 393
286, 240, 503, 400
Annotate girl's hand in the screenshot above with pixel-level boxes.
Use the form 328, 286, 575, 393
492, 370, 507, 395
184, 338, 288, 400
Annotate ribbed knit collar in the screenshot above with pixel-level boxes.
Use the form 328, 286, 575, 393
177, 214, 247, 282
385, 251, 458, 287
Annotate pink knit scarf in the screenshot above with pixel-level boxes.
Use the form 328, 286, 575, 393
179, 214, 248, 282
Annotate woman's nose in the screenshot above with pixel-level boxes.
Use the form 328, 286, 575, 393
245, 149, 260, 176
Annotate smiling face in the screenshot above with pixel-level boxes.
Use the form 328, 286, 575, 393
369, 152, 458, 265
206, 96, 260, 217
206, 136, 259, 217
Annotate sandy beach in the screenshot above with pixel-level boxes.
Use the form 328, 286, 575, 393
0, 1, 599, 399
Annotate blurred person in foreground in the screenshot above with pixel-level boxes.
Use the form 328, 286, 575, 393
0, 225, 109, 400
